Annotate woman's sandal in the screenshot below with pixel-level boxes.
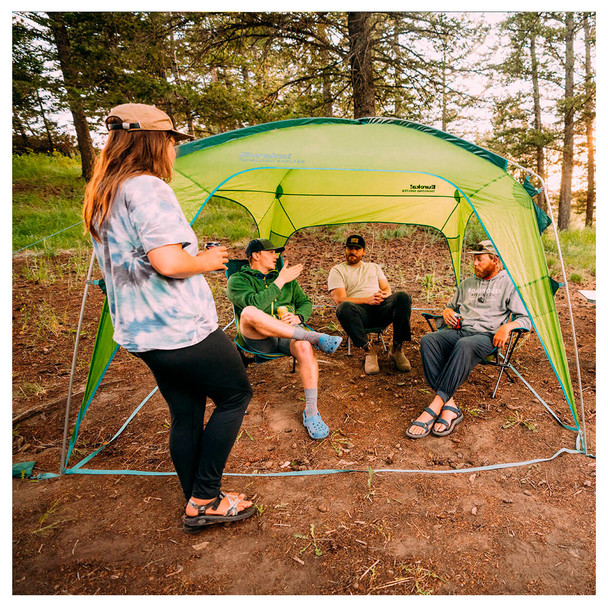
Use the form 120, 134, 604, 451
431, 405, 464, 437
302, 411, 329, 440
405, 406, 439, 439
183, 491, 256, 533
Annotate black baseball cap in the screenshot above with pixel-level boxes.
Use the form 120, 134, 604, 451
245, 238, 285, 258
345, 234, 365, 249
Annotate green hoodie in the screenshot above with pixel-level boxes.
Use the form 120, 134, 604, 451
226, 264, 313, 322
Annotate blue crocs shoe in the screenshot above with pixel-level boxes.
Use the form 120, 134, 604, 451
303, 411, 329, 440
317, 334, 343, 354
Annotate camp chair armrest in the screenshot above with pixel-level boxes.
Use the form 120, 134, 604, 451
421, 312, 444, 332
421, 313, 442, 320
509, 327, 529, 335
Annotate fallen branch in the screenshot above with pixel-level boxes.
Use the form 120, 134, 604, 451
13, 380, 122, 425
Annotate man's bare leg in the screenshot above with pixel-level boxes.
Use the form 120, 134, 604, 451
239, 306, 342, 355
239, 306, 297, 340
290, 339, 320, 419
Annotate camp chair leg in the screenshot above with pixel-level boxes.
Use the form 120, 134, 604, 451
291, 357, 296, 373
491, 366, 507, 399
378, 332, 387, 352
347, 328, 388, 357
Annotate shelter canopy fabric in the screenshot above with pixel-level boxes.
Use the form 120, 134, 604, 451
168, 117, 575, 420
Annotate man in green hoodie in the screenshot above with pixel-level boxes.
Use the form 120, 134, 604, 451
226, 238, 342, 440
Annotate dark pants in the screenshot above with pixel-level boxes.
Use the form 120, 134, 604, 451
420, 328, 495, 403
136, 328, 252, 501
336, 292, 412, 348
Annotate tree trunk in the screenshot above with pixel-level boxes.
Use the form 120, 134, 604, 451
530, 29, 547, 211
347, 12, 375, 118
36, 89, 55, 152
318, 22, 333, 117
583, 14, 595, 227
14, 116, 30, 149
49, 14, 96, 181
441, 41, 448, 132
392, 27, 401, 117
558, 13, 575, 230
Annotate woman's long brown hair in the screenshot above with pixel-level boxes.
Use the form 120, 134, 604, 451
83, 120, 174, 242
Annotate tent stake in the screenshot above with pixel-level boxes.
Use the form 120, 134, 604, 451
60, 250, 96, 474
508, 161, 588, 454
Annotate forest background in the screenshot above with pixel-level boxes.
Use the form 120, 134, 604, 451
12, 10, 596, 232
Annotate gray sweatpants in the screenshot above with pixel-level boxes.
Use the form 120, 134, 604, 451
420, 328, 495, 403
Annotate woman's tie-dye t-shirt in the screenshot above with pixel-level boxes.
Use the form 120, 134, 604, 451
92, 174, 218, 352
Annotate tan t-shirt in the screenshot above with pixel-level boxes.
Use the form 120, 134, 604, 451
327, 261, 387, 299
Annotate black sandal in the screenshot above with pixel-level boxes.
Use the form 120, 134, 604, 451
183, 491, 256, 533
405, 406, 439, 439
431, 405, 464, 437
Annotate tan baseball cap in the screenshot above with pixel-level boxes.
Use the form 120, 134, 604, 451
105, 103, 193, 141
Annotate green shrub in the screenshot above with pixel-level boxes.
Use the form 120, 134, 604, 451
542, 226, 595, 281
464, 215, 489, 248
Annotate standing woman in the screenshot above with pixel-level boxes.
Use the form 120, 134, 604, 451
83, 103, 255, 532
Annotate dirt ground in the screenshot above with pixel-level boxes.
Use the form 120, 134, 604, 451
12, 227, 596, 595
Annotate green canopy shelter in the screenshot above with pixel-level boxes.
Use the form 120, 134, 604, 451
59, 117, 587, 476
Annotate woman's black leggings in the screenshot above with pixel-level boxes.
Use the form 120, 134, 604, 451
136, 328, 252, 501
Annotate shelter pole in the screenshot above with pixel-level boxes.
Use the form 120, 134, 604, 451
60, 250, 97, 474
509, 161, 588, 454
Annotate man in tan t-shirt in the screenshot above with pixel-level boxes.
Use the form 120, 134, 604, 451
328, 234, 412, 374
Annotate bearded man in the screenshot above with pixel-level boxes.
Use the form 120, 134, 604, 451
405, 240, 531, 439
328, 234, 412, 375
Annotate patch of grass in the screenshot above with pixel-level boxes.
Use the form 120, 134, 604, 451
379, 225, 416, 240
13, 153, 89, 254
18, 254, 60, 286
542, 226, 596, 281
502, 410, 537, 432
17, 381, 47, 398
420, 272, 436, 302
22, 300, 68, 338
189, 196, 257, 244
370, 561, 442, 594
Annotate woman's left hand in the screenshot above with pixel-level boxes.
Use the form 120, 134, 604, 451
148, 244, 228, 278
197, 246, 228, 272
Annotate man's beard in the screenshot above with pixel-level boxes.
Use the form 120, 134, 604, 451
475, 262, 498, 280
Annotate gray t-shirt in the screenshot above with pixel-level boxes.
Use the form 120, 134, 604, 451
92, 175, 218, 352
447, 270, 531, 334
327, 261, 387, 298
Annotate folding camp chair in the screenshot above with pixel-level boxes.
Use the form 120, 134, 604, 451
346, 326, 389, 356
225, 258, 296, 372
421, 313, 529, 399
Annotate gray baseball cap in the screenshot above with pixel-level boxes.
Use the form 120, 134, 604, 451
468, 240, 498, 256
